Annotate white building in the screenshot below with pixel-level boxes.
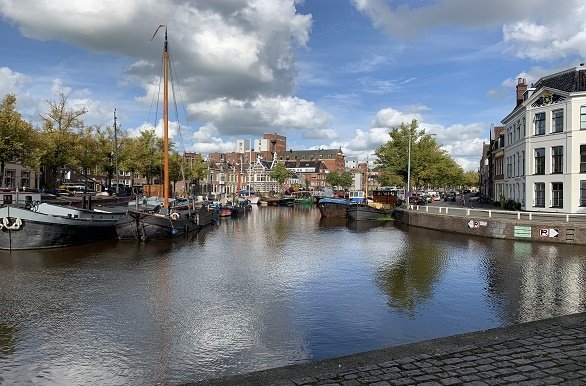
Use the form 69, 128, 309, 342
501, 66, 586, 213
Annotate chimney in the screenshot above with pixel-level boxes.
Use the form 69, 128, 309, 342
516, 78, 527, 106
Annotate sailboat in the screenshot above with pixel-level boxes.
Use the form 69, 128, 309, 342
115, 26, 218, 241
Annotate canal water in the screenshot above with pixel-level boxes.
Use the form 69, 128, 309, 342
1, 205, 585, 384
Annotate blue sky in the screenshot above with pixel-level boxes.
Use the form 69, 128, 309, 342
1, 0, 585, 171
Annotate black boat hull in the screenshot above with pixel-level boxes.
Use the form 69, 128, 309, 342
0, 206, 119, 250
116, 205, 218, 241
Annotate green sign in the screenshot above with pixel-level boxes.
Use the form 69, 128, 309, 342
514, 226, 532, 238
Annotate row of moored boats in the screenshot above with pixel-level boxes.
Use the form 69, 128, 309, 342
0, 191, 220, 251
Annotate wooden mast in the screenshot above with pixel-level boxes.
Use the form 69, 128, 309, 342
163, 27, 170, 209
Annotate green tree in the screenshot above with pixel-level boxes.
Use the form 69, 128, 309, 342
168, 151, 183, 194
119, 136, 143, 189
93, 124, 129, 190
0, 94, 39, 183
339, 171, 353, 189
185, 153, 208, 195
133, 129, 163, 184
269, 162, 289, 189
38, 93, 87, 190
74, 126, 101, 175
374, 119, 463, 190
326, 171, 341, 188
462, 170, 479, 189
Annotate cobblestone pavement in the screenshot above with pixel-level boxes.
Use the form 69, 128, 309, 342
192, 312, 586, 386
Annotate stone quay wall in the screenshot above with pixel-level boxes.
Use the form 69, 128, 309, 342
394, 207, 586, 245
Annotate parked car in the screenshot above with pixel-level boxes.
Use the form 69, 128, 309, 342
444, 191, 456, 201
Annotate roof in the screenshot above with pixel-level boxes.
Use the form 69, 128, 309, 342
278, 148, 343, 158
533, 66, 586, 93
502, 67, 586, 123
282, 160, 324, 171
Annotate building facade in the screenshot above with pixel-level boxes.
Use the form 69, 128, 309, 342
501, 66, 586, 213
2, 162, 38, 190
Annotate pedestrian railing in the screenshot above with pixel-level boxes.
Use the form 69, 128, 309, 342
406, 204, 586, 223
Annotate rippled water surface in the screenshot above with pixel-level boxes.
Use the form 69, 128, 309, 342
1, 206, 585, 384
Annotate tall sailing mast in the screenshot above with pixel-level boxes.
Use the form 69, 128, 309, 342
152, 24, 170, 209
163, 27, 169, 209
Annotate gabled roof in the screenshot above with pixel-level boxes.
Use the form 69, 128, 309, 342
533, 66, 586, 93
502, 67, 586, 123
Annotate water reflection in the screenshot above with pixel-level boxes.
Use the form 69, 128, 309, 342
0, 324, 17, 358
482, 239, 586, 324
375, 239, 447, 316
347, 220, 393, 233
0, 207, 585, 384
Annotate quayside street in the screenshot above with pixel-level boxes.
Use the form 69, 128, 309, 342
196, 312, 586, 386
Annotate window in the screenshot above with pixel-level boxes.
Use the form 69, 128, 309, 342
21, 171, 30, 189
3, 169, 15, 188
581, 181, 586, 207
551, 182, 563, 208
552, 146, 563, 174
534, 112, 545, 135
581, 106, 586, 130
534, 183, 545, 207
522, 151, 525, 176
552, 109, 563, 133
581, 145, 586, 173
535, 148, 545, 174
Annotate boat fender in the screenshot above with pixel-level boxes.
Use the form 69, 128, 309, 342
1, 217, 22, 230
170, 212, 180, 220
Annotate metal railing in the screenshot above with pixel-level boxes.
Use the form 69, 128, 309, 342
406, 204, 586, 223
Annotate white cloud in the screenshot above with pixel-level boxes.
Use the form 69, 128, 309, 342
190, 123, 235, 154
189, 95, 331, 135
353, 0, 586, 61
371, 107, 422, 128
0, 66, 29, 96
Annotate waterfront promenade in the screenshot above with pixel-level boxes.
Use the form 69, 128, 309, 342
194, 312, 586, 385
394, 198, 586, 245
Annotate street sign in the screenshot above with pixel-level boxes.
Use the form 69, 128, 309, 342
467, 220, 479, 228
514, 226, 532, 238
539, 228, 558, 238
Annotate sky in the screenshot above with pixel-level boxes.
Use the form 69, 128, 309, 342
1, 0, 586, 171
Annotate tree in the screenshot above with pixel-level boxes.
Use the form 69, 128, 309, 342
168, 151, 183, 194
374, 119, 463, 190
0, 94, 39, 183
339, 171, 353, 189
73, 126, 102, 185
327, 170, 353, 190
133, 129, 163, 184
269, 162, 289, 189
184, 153, 208, 195
38, 93, 88, 190
463, 170, 479, 189
94, 124, 129, 190
326, 171, 341, 188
